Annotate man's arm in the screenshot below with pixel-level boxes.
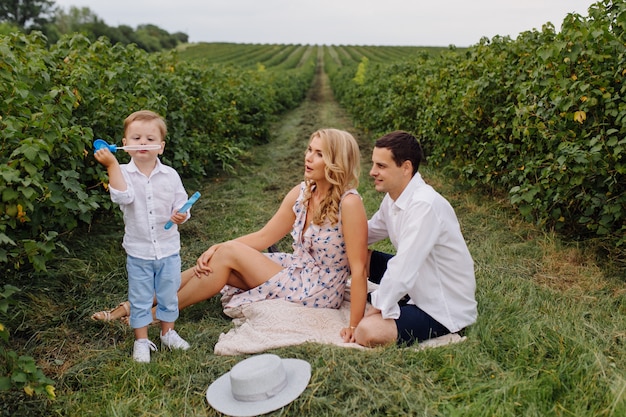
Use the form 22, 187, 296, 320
370, 201, 441, 319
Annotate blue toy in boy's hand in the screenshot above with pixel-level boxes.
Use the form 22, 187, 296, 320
164, 192, 201, 230
93, 138, 161, 153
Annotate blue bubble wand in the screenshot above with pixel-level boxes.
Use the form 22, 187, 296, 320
164, 191, 201, 230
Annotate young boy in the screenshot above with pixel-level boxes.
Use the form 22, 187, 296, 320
94, 110, 191, 363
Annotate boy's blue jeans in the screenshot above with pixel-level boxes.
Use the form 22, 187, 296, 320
126, 253, 181, 329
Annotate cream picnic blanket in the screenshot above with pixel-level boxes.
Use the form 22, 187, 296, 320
214, 297, 466, 355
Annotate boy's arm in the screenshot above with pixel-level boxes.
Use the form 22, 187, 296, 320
168, 174, 192, 226
94, 148, 127, 191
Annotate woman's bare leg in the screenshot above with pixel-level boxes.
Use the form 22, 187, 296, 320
176, 241, 283, 310
180, 266, 195, 289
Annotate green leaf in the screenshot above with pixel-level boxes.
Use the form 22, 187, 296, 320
1, 188, 18, 202
12, 373, 28, 383
0, 168, 21, 183
0, 377, 12, 391
0, 233, 17, 246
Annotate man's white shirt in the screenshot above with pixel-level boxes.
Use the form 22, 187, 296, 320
368, 172, 477, 332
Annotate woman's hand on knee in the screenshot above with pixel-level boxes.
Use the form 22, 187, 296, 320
192, 265, 211, 278
196, 244, 219, 275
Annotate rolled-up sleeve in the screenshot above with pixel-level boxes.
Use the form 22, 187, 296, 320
109, 169, 134, 205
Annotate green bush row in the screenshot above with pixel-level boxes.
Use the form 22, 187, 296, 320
330, 0, 625, 250
0, 32, 315, 273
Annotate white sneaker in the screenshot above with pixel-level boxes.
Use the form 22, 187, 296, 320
133, 339, 157, 363
160, 329, 190, 351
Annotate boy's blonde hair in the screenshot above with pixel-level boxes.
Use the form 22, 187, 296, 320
124, 110, 167, 140
304, 128, 361, 226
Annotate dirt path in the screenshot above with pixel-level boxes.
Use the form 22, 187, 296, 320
270, 47, 360, 156
296, 48, 355, 130
256, 48, 372, 189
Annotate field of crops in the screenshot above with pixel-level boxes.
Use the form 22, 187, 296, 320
177, 42, 451, 68
1, 0, 625, 409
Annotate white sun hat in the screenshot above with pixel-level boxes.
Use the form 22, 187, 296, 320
206, 354, 311, 417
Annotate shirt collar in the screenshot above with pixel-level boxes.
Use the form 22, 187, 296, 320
125, 157, 165, 176
393, 172, 424, 210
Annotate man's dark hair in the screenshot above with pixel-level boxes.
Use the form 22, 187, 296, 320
374, 131, 424, 175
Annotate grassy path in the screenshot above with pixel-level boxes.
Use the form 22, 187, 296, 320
8, 55, 626, 416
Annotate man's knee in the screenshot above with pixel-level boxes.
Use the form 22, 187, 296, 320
354, 325, 378, 347
355, 315, 397, 347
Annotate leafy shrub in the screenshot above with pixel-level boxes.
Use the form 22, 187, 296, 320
0, 32, 315, 274
330, 0, 625, 252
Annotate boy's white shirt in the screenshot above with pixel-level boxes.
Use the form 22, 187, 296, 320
109, 158, 189, 260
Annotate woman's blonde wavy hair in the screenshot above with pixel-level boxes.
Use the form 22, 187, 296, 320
303, 128, 361, 226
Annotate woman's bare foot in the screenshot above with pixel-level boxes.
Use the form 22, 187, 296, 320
91, 301, 130, 322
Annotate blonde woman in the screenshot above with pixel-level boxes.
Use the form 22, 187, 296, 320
93, 128, 368, 342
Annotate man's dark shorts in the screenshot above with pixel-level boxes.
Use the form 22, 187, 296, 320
368, 250, 451, 346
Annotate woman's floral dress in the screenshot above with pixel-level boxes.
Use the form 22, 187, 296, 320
222, 182, 358, 310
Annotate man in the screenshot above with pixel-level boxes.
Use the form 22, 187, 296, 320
354, 131, 477, 347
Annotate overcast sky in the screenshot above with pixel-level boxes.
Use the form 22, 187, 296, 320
53, 0, 595, 47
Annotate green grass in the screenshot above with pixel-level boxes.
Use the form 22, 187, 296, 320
2, 63, 626, 416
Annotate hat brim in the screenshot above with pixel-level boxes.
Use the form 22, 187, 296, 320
206, 358, 311, 417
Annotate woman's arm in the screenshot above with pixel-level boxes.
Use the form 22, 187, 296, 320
339, 193, 369, 342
